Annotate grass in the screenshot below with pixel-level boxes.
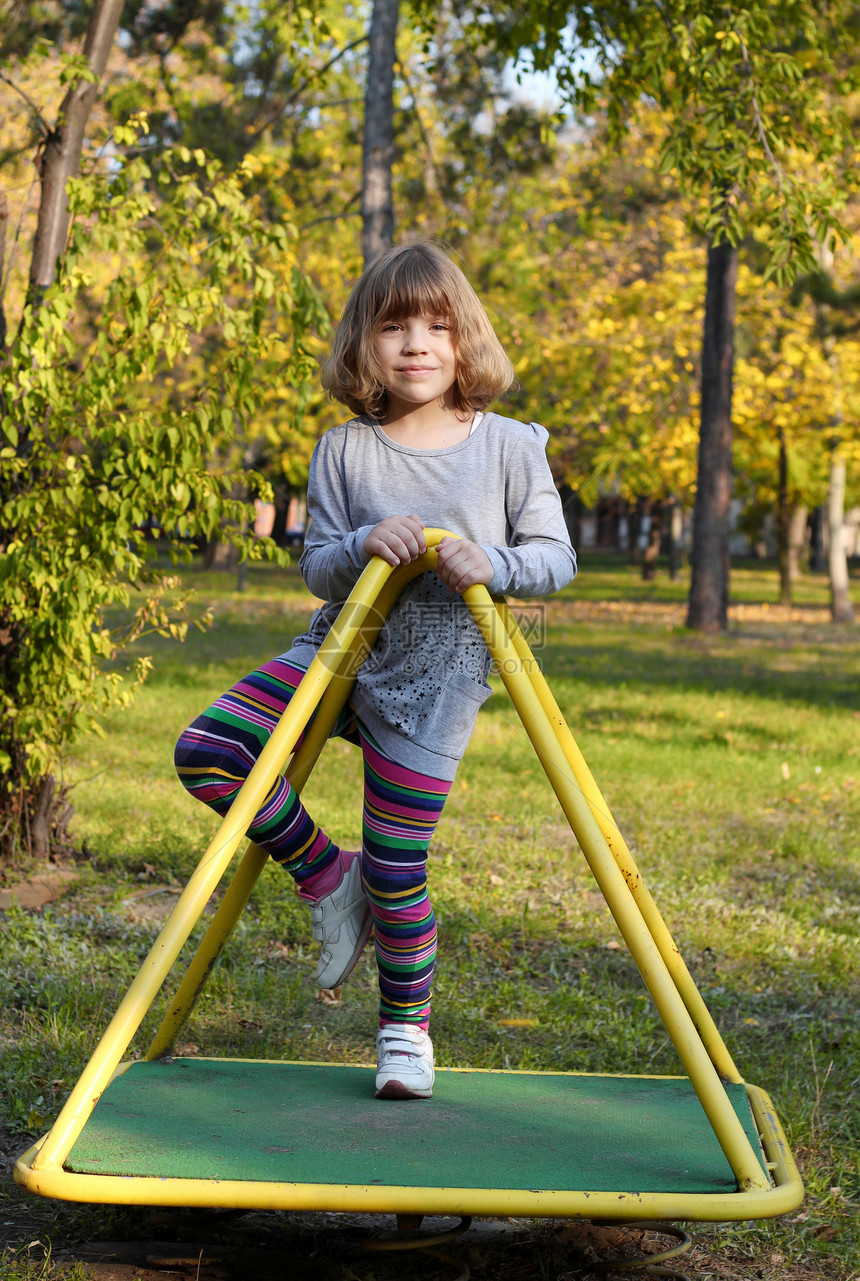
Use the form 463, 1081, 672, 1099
1, 553, 859, 1280
0, 1246, 91, 1281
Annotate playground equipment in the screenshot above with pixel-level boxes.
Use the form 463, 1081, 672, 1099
15, 531, 802, 1248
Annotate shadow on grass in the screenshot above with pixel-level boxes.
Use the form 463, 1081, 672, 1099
536, 635, 859, 712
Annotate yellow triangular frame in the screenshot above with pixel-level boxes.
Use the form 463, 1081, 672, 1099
15, 531, 802, 1220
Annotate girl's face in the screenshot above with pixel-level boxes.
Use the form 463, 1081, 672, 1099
373, 313, 457, 415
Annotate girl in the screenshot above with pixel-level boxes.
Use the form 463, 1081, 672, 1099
174, 242, 576, 1100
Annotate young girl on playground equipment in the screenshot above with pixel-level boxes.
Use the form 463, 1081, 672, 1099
174, 241, 576, 1101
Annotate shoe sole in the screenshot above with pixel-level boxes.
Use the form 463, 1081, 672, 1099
317, 903, 373, 989
375, 1079, 433, 1100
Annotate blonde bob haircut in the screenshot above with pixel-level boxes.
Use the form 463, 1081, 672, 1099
321, 241, 516, 417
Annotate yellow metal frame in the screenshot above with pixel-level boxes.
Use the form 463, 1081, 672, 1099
15, 530, 803, 1220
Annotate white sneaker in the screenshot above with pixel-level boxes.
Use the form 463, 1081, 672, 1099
375, 1023, 434, 1100
307, 851, 372, 989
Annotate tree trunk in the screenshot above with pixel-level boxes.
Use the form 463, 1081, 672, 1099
827, 449, 854, 622
203, 538, 239, 571
2, 0, 122, 866
31, 775, 56, 862
271, 484, 291, 548
809, 504, 827, 573
361, 0, 399, 268
788, 504, 807, 587
28, 0, 124, 300
558, 482, 579, 549
0, 189, 8, 353
628, 499, 642, 566
812, 244, 854, 623
668, 500, 684, 580
641, 500, 663, 581
686, 240, 738, 632
777, 426, 792, 606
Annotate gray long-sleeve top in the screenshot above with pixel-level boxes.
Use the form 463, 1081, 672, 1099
288, 412, 577, 778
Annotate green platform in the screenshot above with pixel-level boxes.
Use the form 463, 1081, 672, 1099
65, 1058, 766, 1195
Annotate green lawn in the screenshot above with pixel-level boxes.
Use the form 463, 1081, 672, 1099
1, 555, 858, 1280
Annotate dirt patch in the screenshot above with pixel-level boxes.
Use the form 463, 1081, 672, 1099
0, 868, 78, 911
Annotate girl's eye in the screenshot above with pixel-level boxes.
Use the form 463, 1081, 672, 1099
378, 318, 449, 334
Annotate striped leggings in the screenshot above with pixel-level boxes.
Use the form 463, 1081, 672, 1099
173, 656, 451, 1029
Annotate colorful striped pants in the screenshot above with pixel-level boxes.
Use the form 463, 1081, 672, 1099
174, 657, 451, 1029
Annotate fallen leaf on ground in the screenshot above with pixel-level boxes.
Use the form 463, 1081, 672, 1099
317, 986, 343, 1005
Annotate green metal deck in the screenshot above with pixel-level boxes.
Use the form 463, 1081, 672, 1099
65, 1059, 766, 1195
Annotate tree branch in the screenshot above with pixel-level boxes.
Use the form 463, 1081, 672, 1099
242, 36, 369, 150
735, 32, 791, 228
0, 174, 37, 309
396, 59, 448, 206
29, 0, 124, 297
0, 189, 7, 350
0, 69, 51, 138
284, 35, 369, 110
299, 190, 361, 231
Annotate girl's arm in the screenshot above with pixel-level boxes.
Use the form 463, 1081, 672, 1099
298, 431, 377, 601
482, 422, 577, 598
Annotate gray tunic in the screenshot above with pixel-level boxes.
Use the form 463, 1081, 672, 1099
287, 412, 577, 779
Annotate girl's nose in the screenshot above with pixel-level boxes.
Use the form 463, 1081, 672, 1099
401, 325, 428, 352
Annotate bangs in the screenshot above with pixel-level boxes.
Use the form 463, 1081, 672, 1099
371, 261, 455, 328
